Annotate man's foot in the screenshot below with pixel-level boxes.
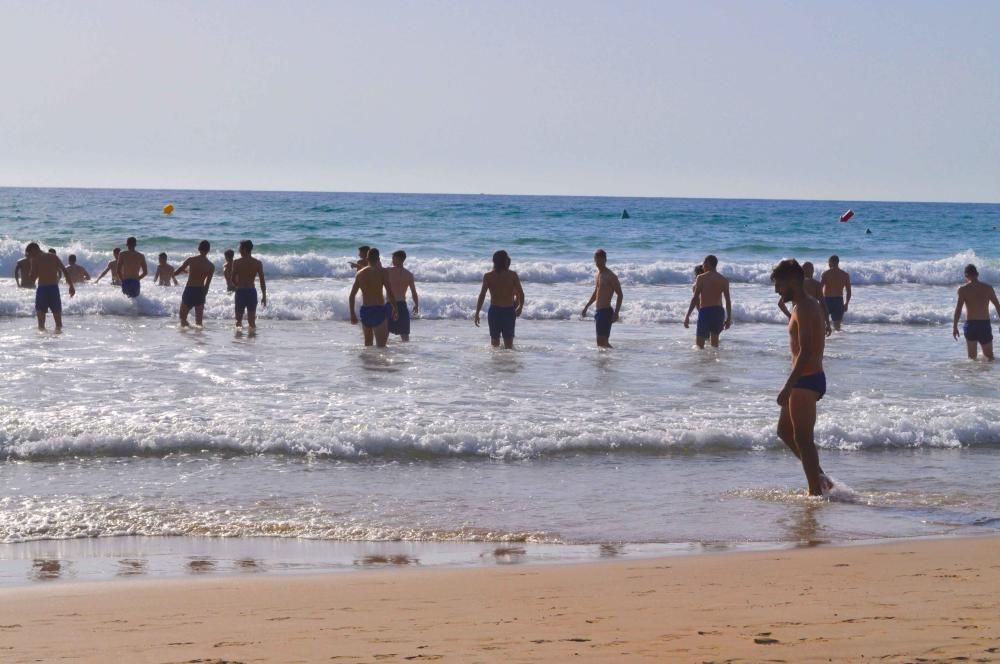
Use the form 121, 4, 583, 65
819, 473, 835, 494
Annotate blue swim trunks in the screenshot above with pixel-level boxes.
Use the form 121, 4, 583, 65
360, 304, 387, 328
387, 301, 410, 336
793, 371, 827, 400
181, 286, 207, 308
964, 320, 994, 344
234, 287, 258, 316
595, 307, 614, 338
35, 284, 62, 314
121, 278, 141, 298
488, 305, 516, 340
825, 297, 845, 322
696, 305, 725, 338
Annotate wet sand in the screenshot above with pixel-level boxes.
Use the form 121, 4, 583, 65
1, 537, 998, 663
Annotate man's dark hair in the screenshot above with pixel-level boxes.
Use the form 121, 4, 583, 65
594, 248, 607, 259
694, 265, 704, 276
358, 245, 370, 256
392, 250, 406, 262
239, 239, 253, 253
965, 263, 978, 276
126, 236, 137, 247
367, 247, 380, 262
771, 259, 805, 284
829, 254, 840, 265
26, 242, 39, 253
48, 248, 57, 254
492, 250, 510, 271
113, 247, 121, 256
68, 254, 77, 263
704, 255, 718, 269
158, 252, 167, 260
224, 249, 235, 259
198, 240, 210, 253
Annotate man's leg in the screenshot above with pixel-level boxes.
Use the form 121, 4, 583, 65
363, 326, 375, 347
710, 332, 720, 348
247, 307, 257, 329
195, 304, 204, 326
180, 303, 190, 327
966, 340, 978, 359
789, 388, 823, 496
490, 336, 500, 348
235, 303, 244, 328
36, 310, 45, 330
52, 311, 63, 330
502, 334, 514, 350
695, 335, 706, 349
983, 342, 994, 361
375, 321, 389, 347
597, 335, 611, 348
777, 403, 800, 459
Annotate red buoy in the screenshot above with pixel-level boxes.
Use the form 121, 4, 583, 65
840, 209, 854, 223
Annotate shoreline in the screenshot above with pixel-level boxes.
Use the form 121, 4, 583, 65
2, 536, 997, 662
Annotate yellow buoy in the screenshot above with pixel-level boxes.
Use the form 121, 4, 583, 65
163, 204, 175, 215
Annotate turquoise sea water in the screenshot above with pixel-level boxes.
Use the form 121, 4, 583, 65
0, 187, 997, 585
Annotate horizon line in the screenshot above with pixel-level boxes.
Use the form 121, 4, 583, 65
0, 183, 997, 207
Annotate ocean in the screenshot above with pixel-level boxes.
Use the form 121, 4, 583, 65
1, 187, 998, 585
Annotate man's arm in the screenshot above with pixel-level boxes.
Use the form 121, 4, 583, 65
684, 278, 702, 327
204, 263, 215, 290
819, 298, 832, 336
778, 299, 791, 319
844, 274, 852, 310
60, 262, 76, 298
383, 275, 398, 320
257, 263, 267, 306
952, 290, 964, 340
989, 286, 1000, 321
408, 274, 419, 315
14, 263, 21, 287
138, 257, 148, 280
612, 277, 623, 320
474, 276, 489, 327
582, 285, 597, 317
348, 278, 360, 324
513, 274, 525, 317
723, 280, 733, 329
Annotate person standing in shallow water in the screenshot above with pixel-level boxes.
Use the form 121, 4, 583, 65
771, 259, 833, 497
231, 240, 267, 329
94, 248, 122, 286
116, 237, 148, 298
581, 249, 623, 348
25, 242, 75, 330
385, 250, 419, 342
820, 255, 851, 331
474, 250, 525, 349
683, 254, 732, 348
953, 264, 999, 361
174, 240, 216, 327
779, 261, 831, 336
349, 248, 397, 347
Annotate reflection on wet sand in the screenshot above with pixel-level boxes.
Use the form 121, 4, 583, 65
187, 557, 216, 574
599, 542, 624, 558
355, 554, 419, 566
358, 351, 402, 373
236, 558, 264, 572
488, 546, 526, 564
116, 559, 147, 577
30, 558, 67, 582
789, 504, 827, 547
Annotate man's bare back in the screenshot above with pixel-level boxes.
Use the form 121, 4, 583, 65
957, 281, 998, 321
482, 270, 521, 307
32, 252, 70, 287
695, 271, 728, 308
178, 255, 215, 287
117, 250, 147, 280
821, 267, 850, 298
232, 257, 264, 289
355, 265, 394, 305
595, 269, 621, 309
387, 266, 414, 304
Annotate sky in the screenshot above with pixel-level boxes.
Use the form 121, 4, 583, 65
1, 0, 998, 202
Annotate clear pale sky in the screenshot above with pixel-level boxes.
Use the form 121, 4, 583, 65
1, 1, 998, 201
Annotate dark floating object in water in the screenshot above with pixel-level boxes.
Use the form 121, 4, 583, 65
621, 209, 630, 219
866, 228, 872, 235
840, 209, 854, 222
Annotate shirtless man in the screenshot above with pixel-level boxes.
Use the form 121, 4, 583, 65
771, 259, 832, 496
231, 240, 267, 328
25, 242, 75, 330
820, 255, 852, 331
952, 264, 999, 360
386, 250, 419, 342
349, 248, 398, 347
94, 248, 122, 286
683, 254, 732, 348
64, 255, 91, 284
153, 253, 179, 286
350, 245, 370, 272
222, 249, 236, 292
581, 249, 623, 348
116, 237, 148, 298
474, 250, 525, 349
779, 261, 831, 336
174, 241, 216, 327
14, 249, 36, 288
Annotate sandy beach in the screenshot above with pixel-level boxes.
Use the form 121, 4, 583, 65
1, 537, 997, 663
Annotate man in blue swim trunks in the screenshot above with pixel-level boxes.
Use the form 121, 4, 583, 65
820, 255, 852, 332
115, 236, 148, 298
683, 254, 732, 348
386, 250, 419, 342
25, 242, 75, 330
349, 248, 398, 347
231, 240, 267, 329
952, 264, 999, 361
772, 259, 833, 496
474, 250, 525, 349
582, 249, 623, 348
174, 240, 216, 327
